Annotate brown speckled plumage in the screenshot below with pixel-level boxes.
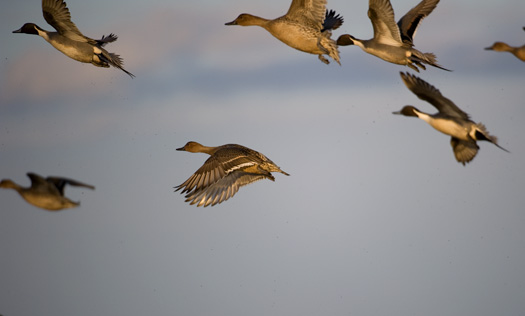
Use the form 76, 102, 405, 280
175, 142, 289, 207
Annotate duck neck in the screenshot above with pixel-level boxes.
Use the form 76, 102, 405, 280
0, 180, 24, 193
413, 110, 431, 123
249, 15, 270, 28
351, 38, 366, 50
196, 144, 220, 155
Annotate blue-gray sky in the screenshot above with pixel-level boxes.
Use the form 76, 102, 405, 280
1, 0, 524, 315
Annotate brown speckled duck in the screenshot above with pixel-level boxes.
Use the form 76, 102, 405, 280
175, 141, 289, 207
1, 172, 95, 210
225, 0, 344, 64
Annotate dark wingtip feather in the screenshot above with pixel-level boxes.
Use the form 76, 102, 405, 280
322, 9, 344, 32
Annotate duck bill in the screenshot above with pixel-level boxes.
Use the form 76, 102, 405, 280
225, 20, 237, 26
176, 147, 185, 151
392, 111, 402, 115
12, 28, 22, 33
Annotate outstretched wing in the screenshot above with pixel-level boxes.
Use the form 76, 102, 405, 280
368, 0, 403, 45
27, 172, 53, 189
45, 176, 95, 196
96, 33, 118, 47
400, 72, 470, 120
450, 137, 479, 165
175, 149, 260, 195
42, 0, 93, 43
321, 9, 344, 32
183, 171, 271, 207
397, 0, 439, 45
286, 0, 327, 30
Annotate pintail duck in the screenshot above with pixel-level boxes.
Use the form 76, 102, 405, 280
393, 72, 508, 165
336, 0, 449, 72
13, 0, 134, 77
175, 141, 289, 207
0, 172, 95, 210
485, 27, 525, 62
225, 0, 344, 65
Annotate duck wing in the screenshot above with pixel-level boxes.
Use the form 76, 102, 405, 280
397, 0, 439, 45
473, 123, 510, 153
368, 0, 403, 46
27, 172, 57, 192
96, 33, 118, 47
175, 148, 261, 195
183, 171, 271, 207
321, 9, 344, 32
45, 176, 95, 196
285, 0, 327, 30
42, 0, 92, 43
450, 138, 479, 165
96, 51, 135, 78
400, 72, 470, 120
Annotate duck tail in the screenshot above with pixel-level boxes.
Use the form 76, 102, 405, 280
268, 166, 289, 176
474, 123, 496, 142
98, 51, 135, 78
474, 123, 510, 153
411, 51, 450, 71
421, 52, 451, 71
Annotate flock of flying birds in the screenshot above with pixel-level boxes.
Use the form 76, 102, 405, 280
1, 0, 522, 209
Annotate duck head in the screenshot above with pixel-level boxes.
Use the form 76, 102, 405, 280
0, 179, 18, 189
177, 141, 205, 152
485, 42, 510, 51
393, 105, 420, 117
336, 34, 356, 46
13, 23, 40, 35
225, 14, 262, 26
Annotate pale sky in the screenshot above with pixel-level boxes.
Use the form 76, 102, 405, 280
1, 0, 524, 315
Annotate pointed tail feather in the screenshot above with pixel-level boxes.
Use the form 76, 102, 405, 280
475, 123, 510, 153
98, 52, 135, 78
410, 51, 450, 71
421, 52, 451, 71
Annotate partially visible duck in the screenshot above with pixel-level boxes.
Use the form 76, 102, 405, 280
485, 27, 525, 61
175, 141, 289, 207
393, 72, 508, 165
337, 0, 449, 72
13, 0, 134, 77
0, 172, 95, 210
225, 0, 344, 65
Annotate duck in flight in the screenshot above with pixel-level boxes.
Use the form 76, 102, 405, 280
337, 0, 449, 72
485, 27, 525, 62
226, 0, 344, 65
175, 141, 289, 207
1, 172, 95, 211
13, 0, 134, 77
393, 72, 508, 165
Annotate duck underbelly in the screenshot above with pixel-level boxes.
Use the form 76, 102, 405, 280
48, 40, 94, 63
363, 44, 408, 65
429, 119, 469, 140
267, 24, 322, 54
22, 194, 75, 211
